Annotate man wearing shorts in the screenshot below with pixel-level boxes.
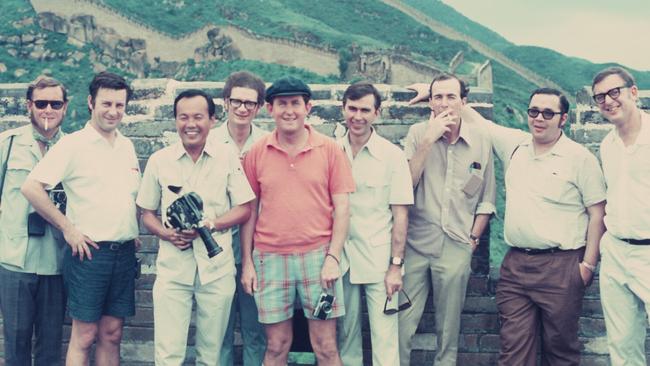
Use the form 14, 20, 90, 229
241, 76, 355, 366
22, 71, 140, 366
137, 89, 254, 365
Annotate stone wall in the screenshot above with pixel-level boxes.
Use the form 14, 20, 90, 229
0, 80, 647, 365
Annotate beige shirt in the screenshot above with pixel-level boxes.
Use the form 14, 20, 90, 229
480, 118, 607, 250
600, 111, 650, 239
0, 125, 64, 274
405, 115, 496, 257
338, 130, 413, 284
29, 123, 140, 242
136, 140, 255, 286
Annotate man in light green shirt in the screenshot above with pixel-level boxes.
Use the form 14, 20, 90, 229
0, 76, 67, 365
336, 83, 413, 366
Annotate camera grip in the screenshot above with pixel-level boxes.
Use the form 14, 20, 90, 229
198, 226, 223, 258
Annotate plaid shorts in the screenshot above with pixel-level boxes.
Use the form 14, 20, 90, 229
253, 245, 344, 324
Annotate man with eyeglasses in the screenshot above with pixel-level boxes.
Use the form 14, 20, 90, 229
335, 83, 413, 366
0, 76, 68, 366
211, 71, 269, 366
592, 67, 650, 366
398, 73, 496, 366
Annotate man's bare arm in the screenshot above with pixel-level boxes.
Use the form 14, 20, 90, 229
580, 201, 606, 285
21, 178, 98, 260
385, 204, 408, 298
240, 198, 258, 295
321, 192, 349, 289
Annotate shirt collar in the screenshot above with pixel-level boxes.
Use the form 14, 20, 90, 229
81, 121, 125, 144
213, 121, 264, 146
266, 124, 324, 150
341, 128, 385, 161
171, 139, 216, 161
519, 132, 571, 157
441, 117, 473, 146
635, 111, 650, 145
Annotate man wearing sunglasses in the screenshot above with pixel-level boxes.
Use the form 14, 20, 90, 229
399, 73, 496, 366
335, 83, 413, 366
0, 76, 67, 366
592, 67, 650, 366
211, 71, 269, 366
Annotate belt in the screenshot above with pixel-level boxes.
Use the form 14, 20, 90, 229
97, 240, 135, 251
618, 238, 650, 245
511, 246, 561, 255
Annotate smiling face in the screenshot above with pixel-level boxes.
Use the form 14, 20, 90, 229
28, 86, 67, 136
592, 74, 638, 126
267, 95, 311, 136
343, 93, 379, 140
88, 88, 127, 136
226, 86, 260, 128
175, 95, 215, 151
527, 93, 567, 145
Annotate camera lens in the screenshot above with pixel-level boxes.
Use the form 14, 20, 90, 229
322, 303, 332, 314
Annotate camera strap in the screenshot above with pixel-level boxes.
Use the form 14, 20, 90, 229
0, 135, 15, 201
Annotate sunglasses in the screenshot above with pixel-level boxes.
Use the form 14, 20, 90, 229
33, 100, 65, 110
383, 289, 412, 315
527, 108, 562, 120
228, 98, 258, 111
592, 86, 628, 104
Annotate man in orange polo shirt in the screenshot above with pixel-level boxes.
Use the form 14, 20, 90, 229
241, 76, 355, 366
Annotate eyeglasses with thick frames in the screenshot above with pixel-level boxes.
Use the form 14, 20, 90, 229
592, 86, 629, 104
32, 100, 65, 110
527, 108, 562, 120
228, 98, 258, 111
383, 289, 412, 315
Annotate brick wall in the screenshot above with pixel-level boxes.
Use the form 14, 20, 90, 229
0, 80, 648, 365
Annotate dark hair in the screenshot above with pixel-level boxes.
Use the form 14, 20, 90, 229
429, 73, 469, 99
88, 71, 132, 107
342, 82, 382, 110
223, 71, 266, 106
529, 87, 570, 114
173, 89, 216, 118
592, 66, 636, 91
27, 75, 67, 102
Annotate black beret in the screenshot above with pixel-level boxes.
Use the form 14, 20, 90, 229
265, 76, 312, 103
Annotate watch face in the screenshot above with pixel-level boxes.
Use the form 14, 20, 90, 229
392, 257, 403, 265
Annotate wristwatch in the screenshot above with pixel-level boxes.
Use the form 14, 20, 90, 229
390, 256, 404, 267
470, 234, 479, 245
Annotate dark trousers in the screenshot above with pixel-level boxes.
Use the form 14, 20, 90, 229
0, 266, 65, 366
496, 247, 586, 366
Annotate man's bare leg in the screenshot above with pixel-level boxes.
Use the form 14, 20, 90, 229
263, 319, 293, 366
66, 319, 98, 366
308, 318, 342, 366
95, 315, 123, 366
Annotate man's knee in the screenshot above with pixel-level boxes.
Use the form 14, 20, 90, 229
265, 333, 291, 357
311, 336, 339, 360
98, 317, 124, 345
71, 322, 99, 350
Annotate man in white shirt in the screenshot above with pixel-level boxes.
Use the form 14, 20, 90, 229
592, 66, 650, 366
22, 71, 140, 366
136, 89, 254, 365
336, 83, 413, 366
213, 71, 268, 366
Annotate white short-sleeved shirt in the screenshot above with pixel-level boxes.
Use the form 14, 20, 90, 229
136, 140, 255, 286
28, 123, 140, 242
475, 113, 607, 250
338, 130, 413, 284
600, 111, 650, 239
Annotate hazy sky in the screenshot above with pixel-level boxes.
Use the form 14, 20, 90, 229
442, 0, 650, 71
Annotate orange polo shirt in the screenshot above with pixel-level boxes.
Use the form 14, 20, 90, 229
243, 125, 355, 254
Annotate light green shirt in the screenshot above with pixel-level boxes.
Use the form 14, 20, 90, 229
209, 121, 268, 264
338, 130, 413, 284
0, 125, 65, 275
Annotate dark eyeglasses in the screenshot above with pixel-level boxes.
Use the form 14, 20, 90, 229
592, 86, 628, 104
33, 100, 65, 110
383, 289, 412, 315
527, 108, 562, 120
228, 98, 258, 111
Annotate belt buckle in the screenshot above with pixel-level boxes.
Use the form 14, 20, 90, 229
109, 242, 121, 251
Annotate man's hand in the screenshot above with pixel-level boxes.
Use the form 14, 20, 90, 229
578, 262, 594, 286
63, 226, 99, 261
384, 265, 403, 300
134, 237, 142, 251
423, 110, 456, 143
159, 227, 196, 250
320, 255, 341, 289
241, 262, 258, 295
406, 83, 431, 105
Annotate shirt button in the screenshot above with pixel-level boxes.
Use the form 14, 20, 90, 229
290, 164, 295, 168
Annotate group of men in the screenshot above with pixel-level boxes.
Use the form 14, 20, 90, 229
0, 65, 647, 366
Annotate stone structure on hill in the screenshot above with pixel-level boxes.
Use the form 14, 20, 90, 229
0, 80, 646, 365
